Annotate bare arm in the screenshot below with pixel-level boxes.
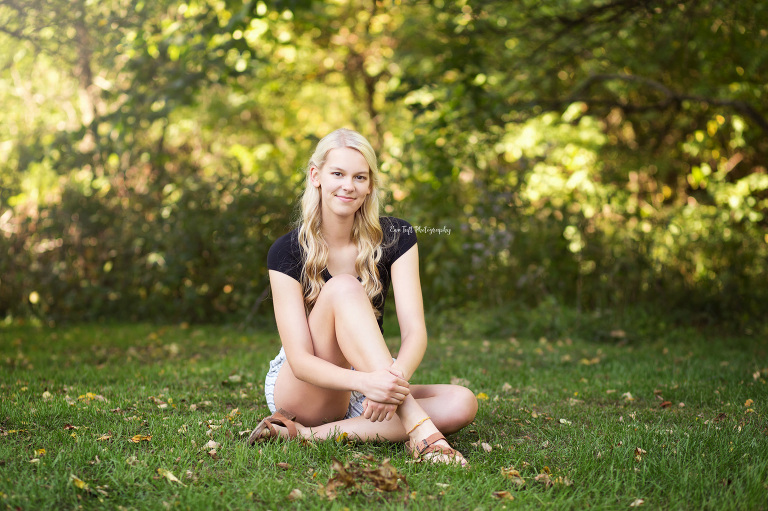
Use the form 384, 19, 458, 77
269, 270, 407, 405
389, 244, 428, 381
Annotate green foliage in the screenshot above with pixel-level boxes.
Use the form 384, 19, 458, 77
1, 0, 767, 324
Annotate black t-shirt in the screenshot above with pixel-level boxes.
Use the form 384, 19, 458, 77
267, 217, 418, 333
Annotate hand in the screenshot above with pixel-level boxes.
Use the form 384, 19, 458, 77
362, 398, 398, 422
360, 368, 410, 405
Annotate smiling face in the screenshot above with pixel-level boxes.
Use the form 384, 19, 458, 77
310, 146, 372, 220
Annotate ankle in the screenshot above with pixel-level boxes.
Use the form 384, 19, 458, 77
408, 419, 439, 442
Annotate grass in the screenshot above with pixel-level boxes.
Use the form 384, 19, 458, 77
1, 318, 766, 510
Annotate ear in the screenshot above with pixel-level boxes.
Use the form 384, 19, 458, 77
310, 166, 321, 188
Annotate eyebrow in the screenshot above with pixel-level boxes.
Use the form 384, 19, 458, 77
328, 166, 369, 175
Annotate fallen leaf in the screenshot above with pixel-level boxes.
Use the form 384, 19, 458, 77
205, 440, 220, 449
502, 382, 513, 392
492, 490, 515, 500
481, 442, 492, 452
130, 434, 152, 443
501, 467, 526, 487
125, 456, 139, 466
610, 329, 626, 338
476, 392, 489, 401
287, 488, 303, 501
744, 399, 754, 407
42, 391, 52, 400
622, 392, 635, 401
559, 418, 572, 425
29, 458, 40, 464
634, 447, 647, 462
34, 448, 46, 456
630, 498, 645, 507
660, 401, 672, 408
96, 434, 112, 441
228, 374, 242, 383
70, 474, 88, 490
157, 468, 186, 486
535, 473, 552, 488
277, 462, 292, 470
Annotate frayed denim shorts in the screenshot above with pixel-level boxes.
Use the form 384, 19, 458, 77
264, 347, 366, 419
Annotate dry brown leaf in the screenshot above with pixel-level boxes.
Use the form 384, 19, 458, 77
501, 467, 526, 487
634, 447, 647, 462
205, 440, 220, 449
277, 462, 292, 470
130, 434, 152, 443
96, 434, 112, 441
287, 489, 303, 501
481, 442, 493, 452
492, 490, 515, 500
660, 401, 672, 408
535, 473, 553, 488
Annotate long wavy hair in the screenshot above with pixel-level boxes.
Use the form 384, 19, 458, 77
297, 128, 384, 316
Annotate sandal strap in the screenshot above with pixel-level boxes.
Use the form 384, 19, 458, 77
413, 432, 448, 455
270, 409, 298, 438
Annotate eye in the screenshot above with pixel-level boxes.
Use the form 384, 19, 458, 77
332, 172, 342, 177
355, 175, 367, 181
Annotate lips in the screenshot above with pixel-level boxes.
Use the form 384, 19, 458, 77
335, 195, 355, 202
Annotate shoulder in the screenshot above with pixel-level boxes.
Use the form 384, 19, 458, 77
268, 228, 302, 280
380, 216, 417, 263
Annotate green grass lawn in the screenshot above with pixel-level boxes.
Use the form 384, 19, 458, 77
1, 320, 766, 510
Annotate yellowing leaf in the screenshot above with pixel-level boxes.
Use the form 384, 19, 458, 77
42, 391, 52, 400
130, 434, 152, 443
476, 392, 489, 401
34, 448, 46, 456
157, 468, 186, 486
744, 399, 754, 407
96, 434, 112, 441
70, 474, 88, 490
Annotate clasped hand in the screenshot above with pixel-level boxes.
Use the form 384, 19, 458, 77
361, 365, 409, 422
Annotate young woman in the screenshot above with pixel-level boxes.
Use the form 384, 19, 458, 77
249, 128, 477, 465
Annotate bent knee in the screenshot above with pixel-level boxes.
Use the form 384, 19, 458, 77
440, 385, 478, 433
319, 273, 367, 301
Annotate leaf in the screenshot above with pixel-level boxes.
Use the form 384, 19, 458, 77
634, 447, 647, 462
476, 392, 489, 401
42, 391, 52, 400
492, 490, 515, 500
501, 467, 526, 487
481, 442, 492, 452
660, 401, 672, 408
559, 418, 572, 425
96, 434, 112, 441
130, 434, 152, 443
70, 474, 88, 490
205, 440, 220, 449
277, 462, 292, 470
287, 488, 303, 501
535, 473, 553, 488
622, 392, 635, 401
630, 498, 645, 507
157, 468, 186, 486
744, 399, 754, 407
34, 448, 46, 456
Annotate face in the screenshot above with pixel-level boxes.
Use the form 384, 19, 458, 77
310, 147, 372, 220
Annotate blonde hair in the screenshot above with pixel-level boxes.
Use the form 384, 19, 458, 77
297, 129, 384, 316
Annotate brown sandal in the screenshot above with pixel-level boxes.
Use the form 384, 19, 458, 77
406, 432, 468, 467
248, 408, 298, 445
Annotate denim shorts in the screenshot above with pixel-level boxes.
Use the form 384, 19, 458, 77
264, 347, 366, 419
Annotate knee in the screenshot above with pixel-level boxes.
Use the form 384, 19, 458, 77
320, 273, 367, 302
442, 385, 478, 433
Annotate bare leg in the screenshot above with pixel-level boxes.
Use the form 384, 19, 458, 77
271, 275, 477, 463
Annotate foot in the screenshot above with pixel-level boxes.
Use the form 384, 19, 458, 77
248, 409, 300, 444
406, 422, 467, 467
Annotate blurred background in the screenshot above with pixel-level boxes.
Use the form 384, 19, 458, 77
1, 0, 766, 333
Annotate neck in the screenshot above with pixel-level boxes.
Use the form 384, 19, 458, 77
320, 211, 356, 247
